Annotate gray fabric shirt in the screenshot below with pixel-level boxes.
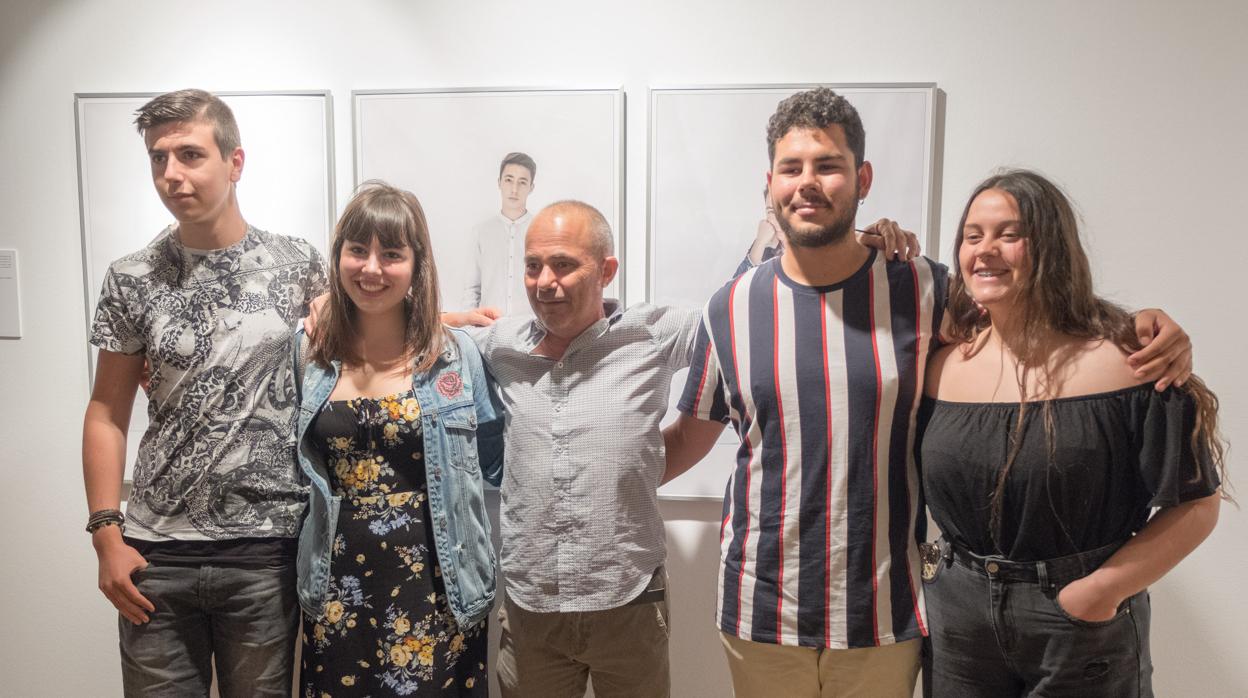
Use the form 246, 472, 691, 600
90, 225, 327, 541
470, 300, 699, 612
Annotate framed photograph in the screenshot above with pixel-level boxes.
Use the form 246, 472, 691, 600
648, 83, 941, 500
353, 87, 626, 315
75, 90, 335, 478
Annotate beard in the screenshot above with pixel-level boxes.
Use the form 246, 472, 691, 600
773, 191, 859, 249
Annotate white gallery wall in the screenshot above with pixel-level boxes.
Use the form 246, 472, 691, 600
1, 1, 1244, 696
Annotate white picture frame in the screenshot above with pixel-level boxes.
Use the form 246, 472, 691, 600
353, 87, 627, 313
74, 90, 336, 479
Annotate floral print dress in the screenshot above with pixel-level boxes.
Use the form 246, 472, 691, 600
301, 389, 488, 696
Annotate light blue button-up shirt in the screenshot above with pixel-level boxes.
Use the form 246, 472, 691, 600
469, 301, 698, 612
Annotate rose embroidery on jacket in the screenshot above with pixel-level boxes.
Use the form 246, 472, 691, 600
436, 372, 463, 399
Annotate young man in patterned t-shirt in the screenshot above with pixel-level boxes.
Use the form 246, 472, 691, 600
81, 89, 326, 696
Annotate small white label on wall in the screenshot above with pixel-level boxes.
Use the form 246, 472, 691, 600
0, 249, 23, 338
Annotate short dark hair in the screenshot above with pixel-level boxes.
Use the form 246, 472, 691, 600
134, 89, 241, 160
499, 152, 536, 181
766, 87, 865, 168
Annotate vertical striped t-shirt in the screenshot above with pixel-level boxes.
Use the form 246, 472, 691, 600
678, 251, 947, 649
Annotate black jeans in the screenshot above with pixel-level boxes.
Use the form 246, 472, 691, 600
923, 542, 1152, 697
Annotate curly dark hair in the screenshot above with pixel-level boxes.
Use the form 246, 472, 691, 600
766, 87, 865, 167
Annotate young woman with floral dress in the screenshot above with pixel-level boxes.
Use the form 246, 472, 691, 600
294, 181, 503, 696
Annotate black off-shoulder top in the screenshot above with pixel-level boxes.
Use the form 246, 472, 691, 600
917, 384, 1219, 562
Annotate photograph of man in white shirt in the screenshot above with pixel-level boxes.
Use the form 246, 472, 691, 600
461, 151, 537, 316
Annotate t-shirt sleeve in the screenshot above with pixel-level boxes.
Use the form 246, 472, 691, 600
931, 260, 950, 349
1131, 387, 1221, 508
676, 318, 731, 424
305, 245, 329, 300
89, 266, 145, 355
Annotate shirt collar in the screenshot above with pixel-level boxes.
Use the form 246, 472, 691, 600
497, 209, 533, 227
525, 298, 624, 353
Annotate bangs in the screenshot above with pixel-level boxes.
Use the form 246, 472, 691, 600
337, 193, 417, 252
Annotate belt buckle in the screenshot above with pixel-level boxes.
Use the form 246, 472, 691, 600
919, 542, 941, 581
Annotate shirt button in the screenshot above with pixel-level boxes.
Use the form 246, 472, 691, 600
556, 362, 564, 368
985, 562, 999, 574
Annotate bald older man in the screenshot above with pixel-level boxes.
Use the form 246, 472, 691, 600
460, 200, 696, 697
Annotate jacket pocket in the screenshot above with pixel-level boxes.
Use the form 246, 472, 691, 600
440, 403, 481, 473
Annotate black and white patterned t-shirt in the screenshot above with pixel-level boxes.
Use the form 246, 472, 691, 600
90, 225, 327, 542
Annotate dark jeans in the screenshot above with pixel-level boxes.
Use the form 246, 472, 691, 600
118, 562, 298, 697
923, 543, 1152, 697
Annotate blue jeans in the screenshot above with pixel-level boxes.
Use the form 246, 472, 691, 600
923, 541, 1152, 697
118, 562, 298, 697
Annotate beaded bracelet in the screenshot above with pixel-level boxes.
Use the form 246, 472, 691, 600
86, 508, 125, 534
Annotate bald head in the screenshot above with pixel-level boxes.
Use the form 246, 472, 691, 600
523, 199, 619, 343
533, 200, 614, 260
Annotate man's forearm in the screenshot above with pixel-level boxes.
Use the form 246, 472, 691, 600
661, 413, 725, 485
82, 401, 129, 514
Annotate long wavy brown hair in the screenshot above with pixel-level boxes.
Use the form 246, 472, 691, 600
947, 169, 1229, 551
310, 180, 446, 373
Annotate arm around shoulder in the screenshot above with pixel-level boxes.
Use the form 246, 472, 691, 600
661, 413, 725, 485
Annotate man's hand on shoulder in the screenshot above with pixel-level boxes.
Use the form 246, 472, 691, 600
857, 218, 921, 261
443, 307, 502, 328
1128, 308, 1192, 391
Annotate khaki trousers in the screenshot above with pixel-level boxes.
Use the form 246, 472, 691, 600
496, 592, 670, 698
720, 632, 921, 698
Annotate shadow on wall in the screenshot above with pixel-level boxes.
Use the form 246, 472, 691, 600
0, 0, 70, 78
661, 498, 734, 698
1150, 585, 1240, 697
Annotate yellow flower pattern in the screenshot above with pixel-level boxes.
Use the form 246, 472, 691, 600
299, 389, 486, 696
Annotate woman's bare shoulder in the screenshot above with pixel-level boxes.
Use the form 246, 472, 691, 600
925, 341, 971, 398
1055, 339, 1146, 397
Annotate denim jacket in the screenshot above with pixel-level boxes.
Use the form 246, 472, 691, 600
293, 327, 504, 629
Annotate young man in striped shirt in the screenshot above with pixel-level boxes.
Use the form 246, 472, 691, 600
662, 87, 1193, 697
